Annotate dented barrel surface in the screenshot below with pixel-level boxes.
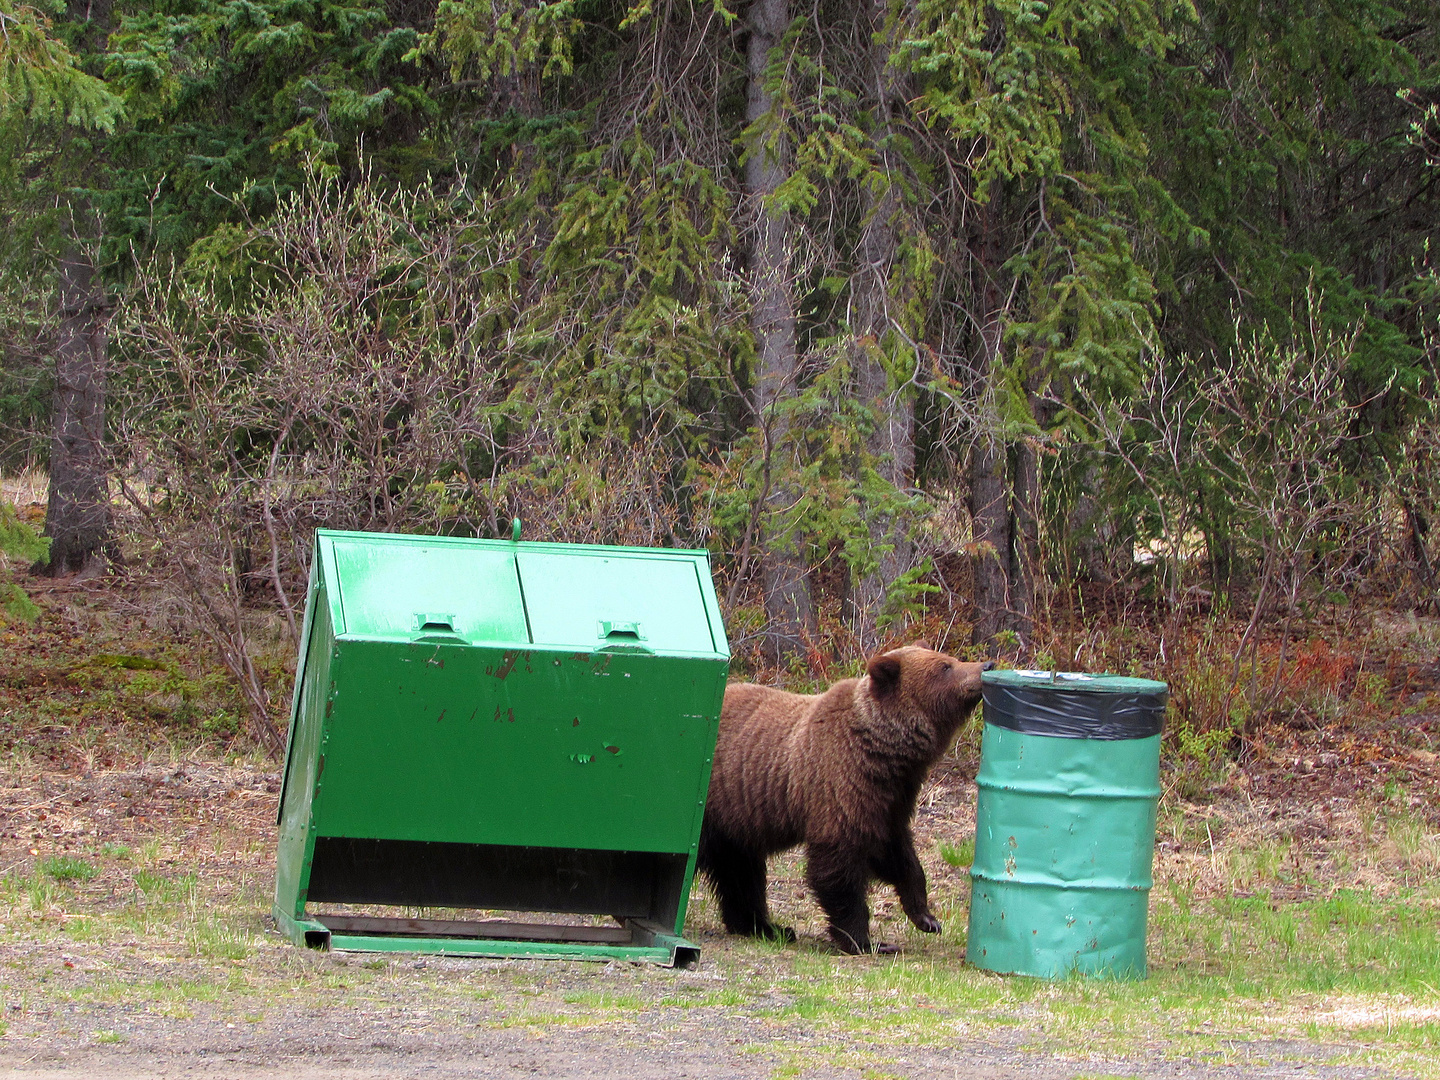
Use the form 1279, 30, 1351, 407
967, 670, 1166, 980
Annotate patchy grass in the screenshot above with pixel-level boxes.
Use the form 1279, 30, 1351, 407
704, 878, 1440, 1075
2, 783, 1436, 1077
2, 516, 1439, 1075
938, 838, 973, 869
38, 855, 98, 882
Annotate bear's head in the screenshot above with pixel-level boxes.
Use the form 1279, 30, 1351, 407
862, 642, 992, 755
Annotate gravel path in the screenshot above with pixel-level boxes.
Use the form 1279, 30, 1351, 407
0, 944, 1413, 1080
0, 1014, 1402, 1080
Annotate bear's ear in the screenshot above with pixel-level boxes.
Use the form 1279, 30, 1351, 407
867, 654, 903, 698
911, 638, 933, 651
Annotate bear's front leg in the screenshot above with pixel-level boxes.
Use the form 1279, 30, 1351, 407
872, 826, 941, 934
806, 841, 880, 954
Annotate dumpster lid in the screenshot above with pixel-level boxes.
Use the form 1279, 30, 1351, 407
516, 549, 720, 656
326, 533, 529, 643
315, 530, 727, 657
981, 669, 1167, 740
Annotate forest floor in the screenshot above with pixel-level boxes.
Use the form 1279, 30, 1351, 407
0, 573, 1438, 1079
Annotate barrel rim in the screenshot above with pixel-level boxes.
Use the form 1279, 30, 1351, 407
982, 669, 1168, 694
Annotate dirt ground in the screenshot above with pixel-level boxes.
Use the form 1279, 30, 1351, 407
2, 579, 1439, 1078
0, 1033, 1410, 1080
2, 752, 1437, 1079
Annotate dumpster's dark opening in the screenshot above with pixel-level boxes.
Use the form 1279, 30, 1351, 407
306, 836, 689, 918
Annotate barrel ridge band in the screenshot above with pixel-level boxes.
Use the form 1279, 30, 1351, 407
982, 684, 1167, 740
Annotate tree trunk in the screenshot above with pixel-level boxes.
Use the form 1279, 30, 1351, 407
969, 434, 1012, 648
968, 438, 1039, 653
1010, 429, 1039, 637
1068, 456, 1133, 585
967, 180, 1030, 652
1405, 501, 1436, 608
850, 0, 916, 655
1198, 484, 1236, 605
744, 0, 813, 666
40, 245, 115, 576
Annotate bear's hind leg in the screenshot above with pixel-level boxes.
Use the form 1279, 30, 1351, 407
806, 842, 878, 954
698, 829, 794, 942
871, 827, 941, 934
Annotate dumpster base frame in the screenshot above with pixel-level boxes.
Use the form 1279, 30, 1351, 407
273, 907, 700, 968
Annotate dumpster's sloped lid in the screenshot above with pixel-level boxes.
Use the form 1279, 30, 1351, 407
322, 532, 529, 643
516, 549, 724, 657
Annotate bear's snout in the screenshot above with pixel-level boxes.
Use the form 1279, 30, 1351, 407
981, 660, 996, 671
945, 660, 989, 704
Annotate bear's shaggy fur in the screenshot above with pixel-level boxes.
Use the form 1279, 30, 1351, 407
697, 644, 990, 954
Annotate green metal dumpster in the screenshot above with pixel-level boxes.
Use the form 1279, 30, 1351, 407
273, 529, 729, 967
967, 669, 1167, 979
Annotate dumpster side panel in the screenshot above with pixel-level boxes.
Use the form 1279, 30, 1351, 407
671, 658, 726, 934
310, 644, 725, 854
279, 554, 322, 790
275, 587, 339, 920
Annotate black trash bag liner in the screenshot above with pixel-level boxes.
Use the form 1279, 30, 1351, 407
982, 682, 1167, 741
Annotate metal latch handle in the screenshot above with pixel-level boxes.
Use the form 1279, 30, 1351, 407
598, 620, 643, 641
413, 613, 465, 641
597, 620, 651, 653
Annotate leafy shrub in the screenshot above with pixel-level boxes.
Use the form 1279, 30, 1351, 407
0, 501, 47, 624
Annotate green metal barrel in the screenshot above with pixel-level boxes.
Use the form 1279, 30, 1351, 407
967, 670, 1167, 980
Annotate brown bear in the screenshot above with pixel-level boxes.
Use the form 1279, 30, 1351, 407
697, 643, 991, 954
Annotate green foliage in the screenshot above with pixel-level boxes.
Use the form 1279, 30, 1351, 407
0, 500, 46, 564
422, 0, 583, 82
12, 0, 1434, 689
0, 0, 121, 129
0, 501, 45, 623
0, 582, 39, 623
0, 0, 120, 463
528, 126, 741, 458
103, 0, 443, 259
1142, 0, 1435, 393
902, 0, 1183, 389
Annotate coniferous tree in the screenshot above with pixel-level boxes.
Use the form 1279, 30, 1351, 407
0, 0, 122, 571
